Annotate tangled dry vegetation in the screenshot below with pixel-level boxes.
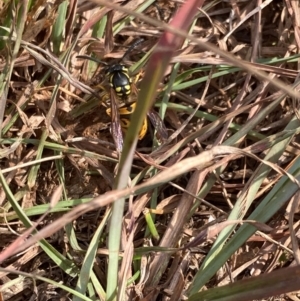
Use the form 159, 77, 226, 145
1, 0, 300, 300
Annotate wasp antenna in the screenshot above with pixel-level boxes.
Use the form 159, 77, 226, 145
121, 38, 144, 63
76, 55, 108, 66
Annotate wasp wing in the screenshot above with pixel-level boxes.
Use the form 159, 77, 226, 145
147, 109, 168, 143
109, 89, 124, 152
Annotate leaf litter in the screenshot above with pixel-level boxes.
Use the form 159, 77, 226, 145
1, 0, 300, 300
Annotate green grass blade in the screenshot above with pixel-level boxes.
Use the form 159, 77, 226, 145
52, 0, 68, 54
27, 129, 47, 188
189, 114, 300, 293
0, 171, 78, 276
73, 209, 110, 300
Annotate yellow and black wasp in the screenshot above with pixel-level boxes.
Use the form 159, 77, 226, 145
78, 40, 167, 151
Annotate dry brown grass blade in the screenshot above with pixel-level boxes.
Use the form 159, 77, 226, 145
183, 220, 273, 250
118, 223, 135, 301
151, 99, 270, 162
0, 138, 22, 158
0, 0, 28, 133
285, 0, 300, 48
23, 5, 56, 46
112, 0, 144, 23
0, 54, 35, 71
0, 148, 216, 261
146, 142, 300, 287
26, 44, 95, 94
171, 55, 300, 78
0, 246, 41, 278
65, 0, 78, 47
168, 252, 190, 301
149, 194, 181, 215
2, 81, 38, 131
88, 0, 300, 99
146, 168, 209, 287
0, 185, 62, 262
3, 0, 300, 298
77, 5, 112, 39
3, 144, 292, 261
105, 10, 115, 53
288, 191, 300, 265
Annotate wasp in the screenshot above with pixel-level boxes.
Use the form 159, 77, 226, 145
78, 40, 167, 151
